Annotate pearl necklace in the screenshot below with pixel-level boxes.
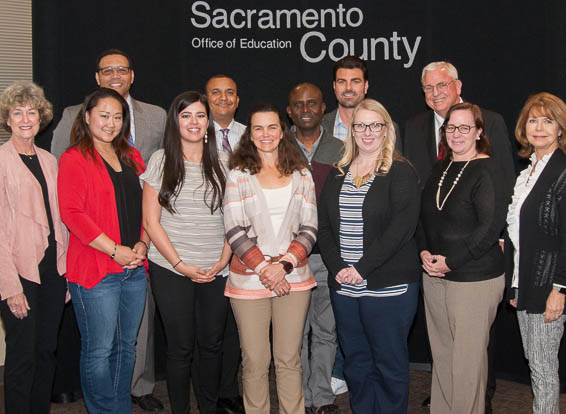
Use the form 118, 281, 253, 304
436, 156, 476, 211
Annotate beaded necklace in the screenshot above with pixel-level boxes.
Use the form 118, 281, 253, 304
435, 154, 477, 211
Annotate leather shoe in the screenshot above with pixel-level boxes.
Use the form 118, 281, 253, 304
131, 394, 164, 412
51, 391, 82, 404
421, 395, 431, 408
217, 395, 245, 414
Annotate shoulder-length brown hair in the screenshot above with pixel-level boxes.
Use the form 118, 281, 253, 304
515, 92, 566, 159
70, 87, 139, 172
440, 102, 491, 159
229, 103, 306, 175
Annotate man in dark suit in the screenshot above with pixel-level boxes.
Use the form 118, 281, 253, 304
403, 61, 515, 188
50, 49, 166, 412
403, 61, 515, 413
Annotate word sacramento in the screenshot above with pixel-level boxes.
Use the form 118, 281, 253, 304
191, 1, 363, 29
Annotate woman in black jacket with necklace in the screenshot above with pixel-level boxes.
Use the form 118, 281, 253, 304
418, 102, 510, 414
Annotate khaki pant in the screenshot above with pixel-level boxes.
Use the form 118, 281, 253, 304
423, 274, 504, 414
231, 290, 311, 414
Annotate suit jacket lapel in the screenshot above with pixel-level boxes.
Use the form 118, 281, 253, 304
425, 112, 437, 165
131, 98, 147, 152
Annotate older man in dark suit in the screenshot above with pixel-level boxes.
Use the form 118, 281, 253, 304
50, 49, 166, 412
403, 61, 515, 413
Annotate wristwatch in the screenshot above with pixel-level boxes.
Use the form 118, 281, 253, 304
553, 285, 566, 294
279, 260, 293, 274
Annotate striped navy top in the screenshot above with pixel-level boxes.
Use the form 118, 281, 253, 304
338, 170, 408, 298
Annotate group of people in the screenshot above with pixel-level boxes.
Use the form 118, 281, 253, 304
1, 48, 565, 414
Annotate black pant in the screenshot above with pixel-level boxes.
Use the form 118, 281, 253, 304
149, 261, 228, 414
0, 271, 66, 414
193, 301, 242, 408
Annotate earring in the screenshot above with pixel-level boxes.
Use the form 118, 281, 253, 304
204, 132, 208, 144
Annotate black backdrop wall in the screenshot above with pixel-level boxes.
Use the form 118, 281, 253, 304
31, 0, 566, 384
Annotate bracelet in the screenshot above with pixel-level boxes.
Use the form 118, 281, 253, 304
110, 243, 117, 260
172, 259, 182, 269
139, 240, 149, 251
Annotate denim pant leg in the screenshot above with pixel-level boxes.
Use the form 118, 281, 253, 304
70, 266, 147, 414
115, 267, 148, 411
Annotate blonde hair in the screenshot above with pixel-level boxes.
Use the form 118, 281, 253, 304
0, 80, 53, 132
336, 99, 401, 176
515, 92, 566, 158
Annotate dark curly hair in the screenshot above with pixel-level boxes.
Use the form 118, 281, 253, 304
229, 103, 307, 175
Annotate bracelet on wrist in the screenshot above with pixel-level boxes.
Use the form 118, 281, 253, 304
110, 243, 117, 260
139, 240, 149, 251
173, 259, 182, 269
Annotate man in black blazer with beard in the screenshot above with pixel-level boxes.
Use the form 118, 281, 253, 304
403, 61, 516, 413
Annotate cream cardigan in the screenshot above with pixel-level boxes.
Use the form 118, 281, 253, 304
223, 168, 317, 299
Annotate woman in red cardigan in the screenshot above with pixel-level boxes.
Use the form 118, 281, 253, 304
58, 88, 149, 414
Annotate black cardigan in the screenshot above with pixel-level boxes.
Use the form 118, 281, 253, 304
318, 160, 421, 291
418, 158, 509, 282
505, 149, 566, 314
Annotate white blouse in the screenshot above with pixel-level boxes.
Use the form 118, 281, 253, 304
506, 152, 553, 288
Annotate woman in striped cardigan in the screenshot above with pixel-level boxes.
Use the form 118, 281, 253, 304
224, 103, 317, 414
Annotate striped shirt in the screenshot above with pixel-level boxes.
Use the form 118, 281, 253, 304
338, 171, 408, 297
140, 149, 228, 276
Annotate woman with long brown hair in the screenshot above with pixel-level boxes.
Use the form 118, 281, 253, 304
141, 91, 231, 414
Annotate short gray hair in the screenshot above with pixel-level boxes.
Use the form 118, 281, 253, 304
421, 61, 459, 83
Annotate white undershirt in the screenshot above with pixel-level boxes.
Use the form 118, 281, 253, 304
507, 152, 553, 288
262, 182, 292, 236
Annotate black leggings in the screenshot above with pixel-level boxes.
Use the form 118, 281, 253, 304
149, 261, 229, 414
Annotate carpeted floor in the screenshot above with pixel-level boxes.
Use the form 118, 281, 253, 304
48, 369, 566, 413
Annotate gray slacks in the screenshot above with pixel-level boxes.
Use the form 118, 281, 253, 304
131, 279, 156, 396
300, 254, 337, 408
517, 310, 566, 414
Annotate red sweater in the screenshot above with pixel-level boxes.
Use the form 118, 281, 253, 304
58, 147, 145, 289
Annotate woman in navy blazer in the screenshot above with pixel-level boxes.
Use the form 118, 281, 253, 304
318, 99, 421, 414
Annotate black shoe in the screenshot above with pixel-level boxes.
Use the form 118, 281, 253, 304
131, 394, 164, 412
421, 395, 431, 408
51, 392, 80, 404
217, 395, 245, 414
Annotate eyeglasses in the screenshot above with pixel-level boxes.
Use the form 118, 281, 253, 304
352, 122, 387, 133
444, 124, 476, 134
422, 79, 457, 94
98, 66, 131, 76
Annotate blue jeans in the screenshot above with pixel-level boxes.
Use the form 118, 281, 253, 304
69, 266, 147, 414
330, 283, 419, 414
